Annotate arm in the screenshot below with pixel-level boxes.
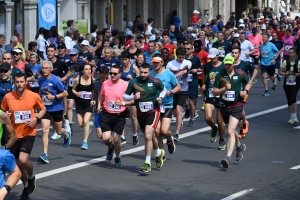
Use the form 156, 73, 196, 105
72, 78, 79, 97
175, 69, 188, 77
1, 112, 17, 148
61, 70, 71, 82
166, 83, 181, 96
0, 164, 21, 199
133, 66, 140, 76
87, 59, 96, 68
158, 87, 167, 99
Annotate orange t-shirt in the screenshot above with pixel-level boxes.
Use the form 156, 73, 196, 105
1, 90, 44, 138
162, 44, 175, 59
193, 50, 210, 79
190, 14, 198, 25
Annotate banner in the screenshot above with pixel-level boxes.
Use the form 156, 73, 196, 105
38, 0, 57, 29
61, 20, 88, 35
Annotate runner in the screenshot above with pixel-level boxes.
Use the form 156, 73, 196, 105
56, 42, 71, 64
27, 52, 41, 93
97, 65, 131, 167
212, 32, 232, 62
166, 47, 191, 141
279, 48, 300, 124
1, 72, 46, 199
213, 55, 252, 168
123, 63, 166, 173
282, 29, 296, 60
260, 34, 282, 96
72, 63, 95, 149
270, 32, 284, 90
38, 61, 71, 164
0, 62, 13, 104
201, 48, 226, 150
150, 54, 181, 160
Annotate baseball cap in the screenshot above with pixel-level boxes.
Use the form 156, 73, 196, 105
136, 15, 141, 18
239, 24, 245, 28
186, 34, 194, 40
0, 62, 11, 71
239, 19, 244, 24
207, 48, 219, 58
193, 10, 200, 14
231, 12, 236, 14
81, 40, 90, 46
13, 48, 22, 53
69, 48, 79, 55
234, 33, 240, 38
201, 24, 208, 29
151, 56, 163, 63
155, 29, 161, 35
57, 42, 66, 49
30, 52, 38, 58
223, 55, 235, 65
128, 22, 133, 27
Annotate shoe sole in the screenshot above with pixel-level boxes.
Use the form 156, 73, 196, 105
51, 136, 61, 140
81, 147, 88, 150
174, 138, 179, 142
210, 138, 217, 143
236, 145, 246, 161
156, 150, 165, 168
38, 157, 49, 164
115, 164, 122, 167
221, 160, 229, 168
168, 143, 176, 154
218, 146, 226, 150
140, 169, 151, 173
27, 178, 36, 195
121, 141, 127, 145
132, 141, 139, 145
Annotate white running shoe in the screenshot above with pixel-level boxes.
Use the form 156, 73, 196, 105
50, 131, 61, 140
288, 117, 294, 124
64, 119, 72, 135
293, 117, 299, 124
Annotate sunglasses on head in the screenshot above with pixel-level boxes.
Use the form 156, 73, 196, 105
109, 72, 118, 76
0, 69, 8, 73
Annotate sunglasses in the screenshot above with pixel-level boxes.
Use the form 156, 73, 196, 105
185, 48, 191, 50
0, 69, 8, 73
12, 52, 21, 55
109, 72, 119, 76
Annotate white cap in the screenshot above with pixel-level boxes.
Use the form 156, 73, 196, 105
239, 24, 245, 28
234, 33, 240, 38
193, 10, 200, 14
81, 40, 90, 46
239, 19, 244, 24
13, 48, 22, 53
191, 33, 197, 39
207, 48, 219, 58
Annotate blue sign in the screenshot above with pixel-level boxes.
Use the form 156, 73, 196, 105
38, 0, 57, 29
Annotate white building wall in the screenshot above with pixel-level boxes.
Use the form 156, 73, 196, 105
60, 0, 78, 20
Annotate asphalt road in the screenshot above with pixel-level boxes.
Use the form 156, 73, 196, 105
6, 76, 300, 200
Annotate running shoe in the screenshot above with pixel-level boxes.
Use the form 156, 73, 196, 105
167, 136, 176, 154
63, 132, 71, 148
263, 91, 269, 96
38, 153, 49, 164
236, 144, 246, 161
221, 157, 230, 168
89, 121, 94, 133
50, 131, 61, 140
106, 145, 115, 161
140, 162, 151, 173
272, 85, 276, 90
293, 117, 299, 124
81, 141, 88, 150
121, 137, 127, 144
188, 119, 195, 127
184, 109, 190, 118
155, 149, 165, 168
173, 133, 179, 142
132, 136, 139, 145
275, 72, 282, 81
27, 176, 36, 194
218, 140, 226, 150
162, 154, 167, 161
115, 157, 122, 167
288, 117, 294, 124
20, 187, 29, 200
201, 102, 205, 111
64, 119, 72, 136
194, 111, 199, 118
210, 126, 218, 143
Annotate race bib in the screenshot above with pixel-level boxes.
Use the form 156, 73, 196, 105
108, 101, 121, 111
219, 50, 225, 57
286, 77, 296, 85
160, 105, 166, 113
14, 110, 31, 124
79, 91, 92, 99
42, 95, 53, 105
285, 45, 292, 51
29, 81, 39, 88
130, 59, 136, 66
209, 88, 214, 98
261, 51, 269, 58
177, 76, 183, 83
246, 57, 253, 63
187, 74, 193, 82
68, 78, 75, 87
139, 102, 154, 112
222, 91, 235, 101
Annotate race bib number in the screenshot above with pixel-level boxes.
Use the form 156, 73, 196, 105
286, 77, 296, 85
160, 105, 166, 113
177, 76, 183, 83
219, 50, 225, 57
222, 91, 235, 101
285, 45, 292, 51
29, 81, 39, 88
261, 51, 269, 58
42, 95, 53, 105
79, 91, 92, 99
14, 110, 31, 124
68, 78, 75, 87
108, 101, 121, 111
139, 102, 154, 112
187, 74, 193, 82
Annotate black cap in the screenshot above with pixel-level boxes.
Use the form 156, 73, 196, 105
231, 12, 236, 14
57, 42, 66, 49
136, 15, 141, 18
201, 24, 207, 29
0, 62, 11, 71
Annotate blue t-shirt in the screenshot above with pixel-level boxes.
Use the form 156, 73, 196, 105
38, 75, 65, 112
0, 78, 13, 104
260, 42, 278, 66
28, 64, 41, 89
56, 54, 71, 64
150, 69, 178, 108
121, 65, 136, 82
96, 57, 120, 71
0, 149, 16, 188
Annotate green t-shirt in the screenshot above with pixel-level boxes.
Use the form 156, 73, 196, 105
203, 62, 225, 98
125, 76, 164, 115
186, 55, 201, 87
212, 41, 232, 62
234, 60, 253, 75
214, 69, 249, 105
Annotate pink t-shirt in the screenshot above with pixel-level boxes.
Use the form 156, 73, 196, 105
100, 79, 128, 114
247, 33, 263, 56
282, 36, 296, 55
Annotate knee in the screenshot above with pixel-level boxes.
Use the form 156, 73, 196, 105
144, 132, 152, 141
42, 128, 49, 135
17, 158, 28, 167
227, 129, 235, 137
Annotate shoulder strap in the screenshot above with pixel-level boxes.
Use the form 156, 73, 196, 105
295, 59, 299, 73
286, 59, 291, 71
79, 75, 81, 84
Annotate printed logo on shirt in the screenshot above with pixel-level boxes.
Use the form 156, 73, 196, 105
148, 83, 153, 87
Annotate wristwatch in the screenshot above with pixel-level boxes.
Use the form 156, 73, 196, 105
4, 146, 9, 150
4, 185, 11, 193
36, 116, 40, 122
170, 90, 173, 94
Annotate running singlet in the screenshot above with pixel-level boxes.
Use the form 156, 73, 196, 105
125, 76, 164, 115
121, 65, 136, 82
203, 62, 225, 99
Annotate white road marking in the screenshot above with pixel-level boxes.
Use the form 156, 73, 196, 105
290, 165, 300, 170
294, 125, 300, 129
17, 102, 299, 185
221, 189, 254, 200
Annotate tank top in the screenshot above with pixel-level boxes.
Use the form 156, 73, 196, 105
76, 76, 94, 101
121, 64, 136, 82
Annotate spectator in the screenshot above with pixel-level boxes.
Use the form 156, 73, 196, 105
146, 17, 154, 35
0, 34, 5, 60
172, 10, 181, 34
125, 22, 133, 36
49, 26, 58, 46
26, 41, 38, 62
5, 36, 18, 55
133, 15, 143, 33
229, 12, 236, 27
91, 24, 98, 38
191, 10, 200, 27
14, 32, 25, 59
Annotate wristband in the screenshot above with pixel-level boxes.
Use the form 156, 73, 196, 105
4, 185, 11, 193
122, 102, 125, 106
245, 90, 249, 94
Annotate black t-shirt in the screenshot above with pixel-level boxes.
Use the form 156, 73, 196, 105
52, 59, 69, 78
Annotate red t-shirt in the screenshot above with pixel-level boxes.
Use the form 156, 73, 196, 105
278, 32, 285, 40
190, 14, 198, 25
193, 50, 209, 79
162, 44, 175, 59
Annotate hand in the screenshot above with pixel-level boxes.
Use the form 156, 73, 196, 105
97, 105, 102, 113
285, 71, 290, 76
82, 57, 88, 62
295, 72, 300, 77
90, 100, 96, 107
201, 85, 206, 92
26, 117, 37, 128
225, 82, 231, 90
255, 56, 259, 59
126, 74, 132, 80
156, 97, 162, 103
6, 109, 11, 117
115, 99, 123, 106
166, 91, 171, 96
96, 40, 102, 47
45, 92, 55, 100
76, 92, 80, 97
240, 90, 247, 98
271, 59, 275, 64
134, 92, 140, 100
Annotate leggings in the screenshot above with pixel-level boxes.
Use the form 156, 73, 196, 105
283, 82, 300, 105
